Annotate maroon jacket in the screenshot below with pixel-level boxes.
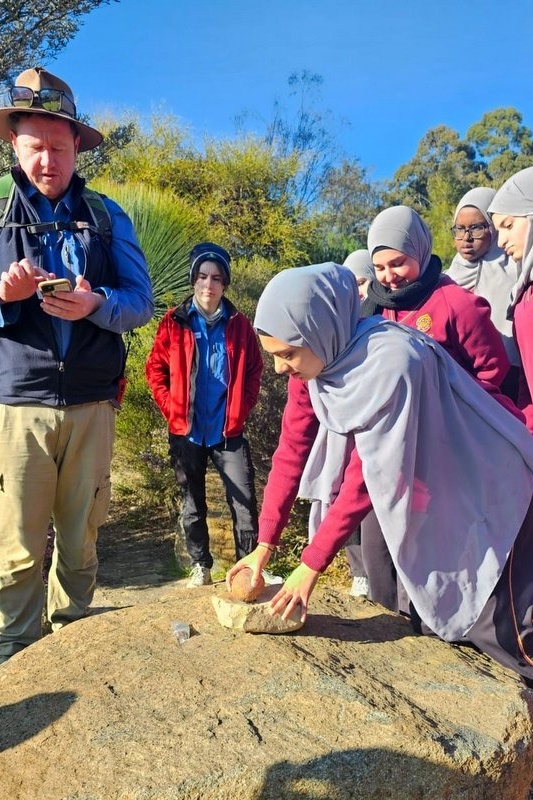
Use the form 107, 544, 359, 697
146, 297, 262, 438
513, 286, 533, 432
382, 274, 511, 394
258, 377, 372, 572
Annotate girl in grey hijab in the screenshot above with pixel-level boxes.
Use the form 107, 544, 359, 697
489, 167, 533, 432
448, 187, 520, 371
362, 205, 438, 316
228, 262, 533, 681
343, 249, 374, 301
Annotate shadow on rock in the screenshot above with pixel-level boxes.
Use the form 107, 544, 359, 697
255, 747, 516, 800
0, 691, 77, 752
300, 611, 413, 643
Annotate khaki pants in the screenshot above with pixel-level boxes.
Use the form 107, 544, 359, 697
0, 402, 115, 658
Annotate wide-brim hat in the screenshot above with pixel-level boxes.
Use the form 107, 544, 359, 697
0, 67, 103, 152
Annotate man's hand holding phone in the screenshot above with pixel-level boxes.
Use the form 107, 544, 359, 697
39, 274, 105, 320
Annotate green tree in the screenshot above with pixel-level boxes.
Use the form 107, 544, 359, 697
312, 159, 384, 263
387, 124, 485, 212
425, 171, 459, 266
77, 120, 137, 182
197, 137, 317, 263
466, 108, 533, 185
94, 114, 196, 188
0, 1, 117, 84
96, 114, 318, 265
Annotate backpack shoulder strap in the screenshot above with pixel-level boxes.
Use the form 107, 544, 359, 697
82, 187, 112, 245
0, 175, 113, 245
0, 173, 16, 227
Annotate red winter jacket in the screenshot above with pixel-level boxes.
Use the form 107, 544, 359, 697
146, 296, 262, 438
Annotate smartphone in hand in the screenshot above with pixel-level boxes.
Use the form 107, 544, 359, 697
38, 278, 73, 296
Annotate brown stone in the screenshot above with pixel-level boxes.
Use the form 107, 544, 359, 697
228, 566, 266, 602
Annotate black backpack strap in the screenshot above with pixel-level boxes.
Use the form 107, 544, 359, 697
83, 188, 112, 246
0, 175, 112, 246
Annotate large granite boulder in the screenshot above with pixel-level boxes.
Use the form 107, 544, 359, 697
1, 585, 532, 799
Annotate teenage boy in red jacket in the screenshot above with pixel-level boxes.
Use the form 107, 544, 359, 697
146, 242, 262, 586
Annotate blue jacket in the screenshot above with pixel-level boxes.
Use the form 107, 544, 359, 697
0, 167, 148, 406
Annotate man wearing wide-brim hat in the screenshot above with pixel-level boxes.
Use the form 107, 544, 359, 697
0, 66, 154, 665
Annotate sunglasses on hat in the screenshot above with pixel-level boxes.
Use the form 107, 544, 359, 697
9, 86, 76, 118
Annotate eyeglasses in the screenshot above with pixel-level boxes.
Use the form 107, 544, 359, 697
8, 86, 76, 118
451, 223, 489, 240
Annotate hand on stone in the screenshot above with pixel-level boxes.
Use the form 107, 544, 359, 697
225, 545, 271, 593
268, 563, 320, 623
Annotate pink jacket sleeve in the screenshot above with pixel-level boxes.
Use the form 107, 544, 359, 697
301, 445, 373, 572
258, 377, 319, 544
259, 376, 373, 571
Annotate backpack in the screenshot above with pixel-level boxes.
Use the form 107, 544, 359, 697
0, 172, 112, 245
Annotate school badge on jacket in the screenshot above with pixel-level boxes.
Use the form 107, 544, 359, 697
416, 313, 432, 333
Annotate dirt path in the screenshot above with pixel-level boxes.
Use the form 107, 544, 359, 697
91, 469, 350, 614
91, 491, 236, 612
91, 500, 185, 611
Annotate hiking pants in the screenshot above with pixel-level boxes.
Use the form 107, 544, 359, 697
0, 402, 115, 659
169, 433, 258, 568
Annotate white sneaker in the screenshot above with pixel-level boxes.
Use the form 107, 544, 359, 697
262, 569, 284, 586
187, 563, 212, 588
350, 576, 369, 598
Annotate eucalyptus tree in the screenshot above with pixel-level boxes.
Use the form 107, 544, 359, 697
466, 108, 533, 186
386, 124, 484, 213
312, 159, 384, 263
0, 1, 116, 84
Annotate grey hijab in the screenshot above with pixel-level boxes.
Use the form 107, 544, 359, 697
488, 166, 533, 309
343, 249, 374, 281
255, 263, 533, 641
367, 205, 432, 276
448, 187, 520, 364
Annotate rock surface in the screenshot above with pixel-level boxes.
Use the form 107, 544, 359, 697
1, 583, 533, 800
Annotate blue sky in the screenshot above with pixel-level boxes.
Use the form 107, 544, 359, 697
51, 0, 533, 181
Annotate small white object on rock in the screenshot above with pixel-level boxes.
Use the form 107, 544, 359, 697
170, 621, 190, 643
211, 584, 304, 633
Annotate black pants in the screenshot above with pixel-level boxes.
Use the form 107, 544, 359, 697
169, 433, 258, 568
345, 509, 404, 612
464, 495, 533, 680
